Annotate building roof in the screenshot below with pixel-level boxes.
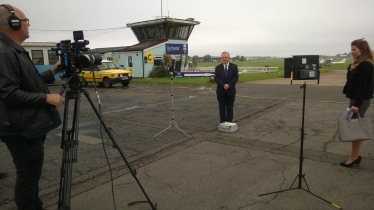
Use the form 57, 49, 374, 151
127, 17, 200, 42
22, 42, 58, 47
89, 46, 127, 53
126, 17, 200, 27
113, 40, 167, 52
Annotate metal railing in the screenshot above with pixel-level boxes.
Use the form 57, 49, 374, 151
238, 67, 279, 73
178, 67, 280, 77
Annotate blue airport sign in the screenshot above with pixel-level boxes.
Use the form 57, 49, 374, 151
166, 44, 188, 54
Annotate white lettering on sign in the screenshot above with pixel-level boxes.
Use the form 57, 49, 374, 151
167, 46, 180, 51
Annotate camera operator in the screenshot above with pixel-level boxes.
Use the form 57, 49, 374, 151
0, 4, 64, 210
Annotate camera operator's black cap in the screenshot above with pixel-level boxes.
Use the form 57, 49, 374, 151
0, 4, 22, 30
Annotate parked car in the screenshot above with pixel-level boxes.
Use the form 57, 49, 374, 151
80, 60, 133, 88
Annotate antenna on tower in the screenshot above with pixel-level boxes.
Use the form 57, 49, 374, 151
161, 0, 163, 17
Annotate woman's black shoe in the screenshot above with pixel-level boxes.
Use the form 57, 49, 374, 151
340, 156, 362, 168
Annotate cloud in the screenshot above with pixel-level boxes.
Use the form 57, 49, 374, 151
11, 0, 374, 57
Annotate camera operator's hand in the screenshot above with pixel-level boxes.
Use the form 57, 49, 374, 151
46, 94, 64, 110
50, 59, 61, 75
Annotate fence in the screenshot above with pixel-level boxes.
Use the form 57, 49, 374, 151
174, 67, 280, 78
238, 67, 279, 73
191, 67, 279, 73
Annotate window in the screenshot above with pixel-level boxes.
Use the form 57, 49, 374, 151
147, 25, 158, 39
48, 50, 58, 65
156, 24, 166, 39
143, 26, 151, 40
168, 25, 191, 39
31, 50, 44, 65
178, 26, 190, 39
154, 59, 163, 66
128, 56, 133, 67
135, 27, 146, 41
132, 24, 167, 41
168, 24, 179, 39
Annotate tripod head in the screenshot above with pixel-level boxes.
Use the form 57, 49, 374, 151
58, 64, 94, 96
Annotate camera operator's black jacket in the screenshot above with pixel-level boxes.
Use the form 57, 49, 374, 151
0, 33, 56, 134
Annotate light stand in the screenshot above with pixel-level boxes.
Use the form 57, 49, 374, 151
57, 70, 157, 210
153, 70, 190, 138
258, 83, 342, 209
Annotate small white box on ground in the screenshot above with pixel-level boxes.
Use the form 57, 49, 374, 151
218, 122, 238, 133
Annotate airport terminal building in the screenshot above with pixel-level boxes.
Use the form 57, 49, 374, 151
22, 17, 200, 79
107, 17, 200, 78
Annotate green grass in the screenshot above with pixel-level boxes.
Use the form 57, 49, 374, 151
199, 58, 352, 71
199, 59, 286, 69
238, 71, 284, 82
132, 77, 213, 85
132, 58, 351, 85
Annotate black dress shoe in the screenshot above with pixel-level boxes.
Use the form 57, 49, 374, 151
0, 173, 7, 180
340, 156, 362, 168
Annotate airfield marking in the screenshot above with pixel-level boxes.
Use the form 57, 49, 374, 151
236, 95, 348, 104
55, 133, 105, 145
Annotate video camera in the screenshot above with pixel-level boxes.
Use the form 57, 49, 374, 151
52, 31, 102, 79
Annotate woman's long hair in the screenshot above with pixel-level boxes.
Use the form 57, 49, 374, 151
349, 38, 374, 70
350, 39, 374, 70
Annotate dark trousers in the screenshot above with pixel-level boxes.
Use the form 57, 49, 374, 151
217, 94, 235, 123
1, 134, 46, 210
349, 99, 370, 118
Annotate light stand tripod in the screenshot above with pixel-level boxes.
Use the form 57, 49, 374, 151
153, 70, 190, 138
258, 82, 342, 209
57, 71, 157, 210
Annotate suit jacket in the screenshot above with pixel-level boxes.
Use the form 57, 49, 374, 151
214, 62, 239, 96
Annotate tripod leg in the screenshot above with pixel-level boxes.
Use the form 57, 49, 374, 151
301, 188, 342, 209
289, 174, 300, 189
258, 174, 299, 196
173, 120, 191, 137
82, 89, 157, 210
58, 96, 70, 209
153, 125, 172, 137
58, 89, 81, 210
301, 175, 310, 192
298, 176, 342, 209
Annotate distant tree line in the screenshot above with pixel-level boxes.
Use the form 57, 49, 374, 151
191, 52, 358, 61
320, 52, 352, 58
191, 54, 249, 62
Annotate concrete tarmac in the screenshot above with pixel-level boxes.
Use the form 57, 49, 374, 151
1, 70, 374, 210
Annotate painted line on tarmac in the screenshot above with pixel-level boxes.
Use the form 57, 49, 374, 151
101, 105, 140, 114
236, 95, 348, 104
55, 133, 104, 144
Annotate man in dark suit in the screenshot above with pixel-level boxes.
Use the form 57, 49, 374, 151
214, 51, 239, 123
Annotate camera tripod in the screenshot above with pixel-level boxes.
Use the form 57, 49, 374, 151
57, 73, 157, 210
153, 71, 190, 138
258, 83, 342, 209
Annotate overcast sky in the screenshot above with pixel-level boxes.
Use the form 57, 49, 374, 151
10, 0, 374, 57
